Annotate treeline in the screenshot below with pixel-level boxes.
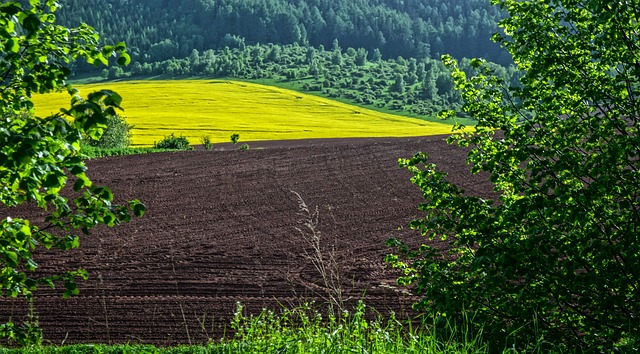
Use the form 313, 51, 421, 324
57, 0, 510, 65
99, 42, 520, 118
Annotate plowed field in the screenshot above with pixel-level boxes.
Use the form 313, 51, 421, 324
1, 136, 493, 346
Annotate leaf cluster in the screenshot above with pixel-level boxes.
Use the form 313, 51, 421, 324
200, 135, 213, 151
0, 0, 143, 344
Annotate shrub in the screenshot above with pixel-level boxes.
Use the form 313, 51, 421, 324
83, 114, 132, 149
388, 1, 640, 352
200, 135, 213, 151
153, 133, 193, 150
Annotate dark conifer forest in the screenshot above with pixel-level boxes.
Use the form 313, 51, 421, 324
57, 0, 509, 64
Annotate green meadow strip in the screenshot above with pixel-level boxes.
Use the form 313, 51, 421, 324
80, 145, 176, 159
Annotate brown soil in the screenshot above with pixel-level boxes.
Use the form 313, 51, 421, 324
0, 135, 493, 346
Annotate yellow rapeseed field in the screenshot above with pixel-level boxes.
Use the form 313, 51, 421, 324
32, 80, 455, 146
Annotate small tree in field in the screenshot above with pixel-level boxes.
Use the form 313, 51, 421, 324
0, 0, 144, 343
388, 0, 639, 351
83, 114, 132, 149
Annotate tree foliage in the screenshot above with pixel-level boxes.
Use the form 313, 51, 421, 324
0, 0, 143, 342
388, 0, 640, 351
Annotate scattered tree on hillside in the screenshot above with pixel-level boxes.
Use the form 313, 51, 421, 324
390, 74, 405, 94
113, 41, 511, 118
354, 48, 367, 67
388, 0, 640, 351
0, 0, 144, 344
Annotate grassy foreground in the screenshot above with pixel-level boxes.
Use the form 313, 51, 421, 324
32, 80, 456, 146
0, 302, 500, 354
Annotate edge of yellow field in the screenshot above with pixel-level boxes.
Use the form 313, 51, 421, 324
32, 79, 459, 146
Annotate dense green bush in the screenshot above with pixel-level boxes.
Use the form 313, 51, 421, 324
388, 0, 640, 352
83, 114, 132, 149
153, 133, 193, 150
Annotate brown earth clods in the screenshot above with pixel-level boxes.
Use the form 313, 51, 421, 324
0, 136, 494, 346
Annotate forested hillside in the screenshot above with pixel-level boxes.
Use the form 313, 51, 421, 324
54, 0, 515, 119
56, 0, 509, 65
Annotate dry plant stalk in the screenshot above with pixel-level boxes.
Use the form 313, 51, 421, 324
291, 190, 347, 316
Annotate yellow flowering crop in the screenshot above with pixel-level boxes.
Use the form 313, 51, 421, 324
33, 80, 455, 146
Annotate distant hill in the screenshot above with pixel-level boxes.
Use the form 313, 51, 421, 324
56, 0, 509, 65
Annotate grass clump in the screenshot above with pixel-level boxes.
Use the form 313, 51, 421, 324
230, 134, 249, 150
221, 301, 488, 354
230, 133, 239, 145
153, 133, 193, 150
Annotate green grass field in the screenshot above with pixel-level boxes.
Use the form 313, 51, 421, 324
32, 80, 456, 146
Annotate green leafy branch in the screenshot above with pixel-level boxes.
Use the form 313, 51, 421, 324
1, 0, 143, 344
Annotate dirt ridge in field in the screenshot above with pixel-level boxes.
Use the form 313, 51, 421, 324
0, 136, 493, 346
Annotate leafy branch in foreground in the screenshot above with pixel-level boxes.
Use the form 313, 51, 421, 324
388, 0, 640, 352
0, 0, 143, 344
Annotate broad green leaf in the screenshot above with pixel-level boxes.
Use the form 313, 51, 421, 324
132, 201, 146, 217
0, 3, 22, 16
26, 258, 37, 271
73, 178, 86, 192
101, 45, 114, 56
117, 52, 131, 66
5, 37, 18, 52
5, 251, 18, 267
21, 13, 40, 33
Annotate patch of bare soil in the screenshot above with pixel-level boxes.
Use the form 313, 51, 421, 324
0, 135, 493, 346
